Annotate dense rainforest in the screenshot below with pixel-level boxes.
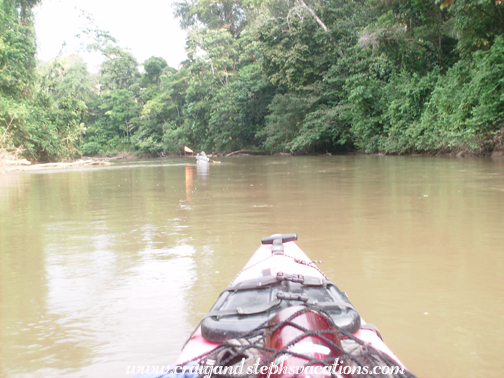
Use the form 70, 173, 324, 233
1, 0, 504, 161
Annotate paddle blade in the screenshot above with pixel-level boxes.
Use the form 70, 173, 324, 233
184, 146, 193, 153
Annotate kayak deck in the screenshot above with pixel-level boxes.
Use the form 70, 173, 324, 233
176, 236, 403, 367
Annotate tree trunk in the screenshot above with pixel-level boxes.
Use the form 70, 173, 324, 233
295, 0, 330, 35
438, 10, 443, 72
495, 2, 504, 36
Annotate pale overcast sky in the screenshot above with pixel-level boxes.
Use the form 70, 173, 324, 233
34, 0, 188, 71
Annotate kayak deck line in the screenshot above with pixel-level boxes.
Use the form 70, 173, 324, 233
229, 253, 329, 287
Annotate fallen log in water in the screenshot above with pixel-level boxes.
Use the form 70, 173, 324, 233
2, 159, 32, 166
3, 159, 111, 171
30, 159, 91, 168
224, 149, 269, 157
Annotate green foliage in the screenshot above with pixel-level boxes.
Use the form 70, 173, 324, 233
2, 0, 503, 161
167, 27, 276, 153
259, 91, 318, 151
419, 36, 504, 149
82, 89, 141, 155
207, 62, 275, 150
39, 55, 97, 102
343, 35, 504, 153
380, 69, 439, 153
142, 56, 168, 86
99, 46, 141, 91
255, 0, 356, 90
1, 0, 85, 161
366, 0, 459, 72
174, 0, 251, 36
291, 105, 353, 153
162, 123, 191, 154
450, 0, 504, 57
0, 0, 37, 100
4, 93, 86, 161
139, 68, 189, 155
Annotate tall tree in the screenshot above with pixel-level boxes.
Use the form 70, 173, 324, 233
174, 0, 250, 36
99, 46, 141, 92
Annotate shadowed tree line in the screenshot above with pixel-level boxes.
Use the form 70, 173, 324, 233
1, 0, 503, 161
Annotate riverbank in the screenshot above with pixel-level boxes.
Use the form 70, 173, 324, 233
2, 144, 503, 173
1, 158, 112, 172
348, 146, 504, 159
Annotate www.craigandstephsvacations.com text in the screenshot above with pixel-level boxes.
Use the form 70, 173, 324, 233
126, 358, 406, 376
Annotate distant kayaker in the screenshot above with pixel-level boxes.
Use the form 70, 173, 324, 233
196, 151, 209, 162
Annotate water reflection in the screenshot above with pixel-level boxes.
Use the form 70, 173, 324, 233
185, 165, 193, 202
0, 167, 199, 378
196, 161, 209, 179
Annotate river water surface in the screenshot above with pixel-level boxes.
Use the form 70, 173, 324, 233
1, 156, 503, 378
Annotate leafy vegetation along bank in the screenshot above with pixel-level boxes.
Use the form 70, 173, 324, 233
1, 0, 504, 162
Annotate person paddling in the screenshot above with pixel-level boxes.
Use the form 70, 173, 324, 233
196, 151, 209, 162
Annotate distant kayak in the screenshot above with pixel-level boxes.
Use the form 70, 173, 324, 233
196, 155, 209, 162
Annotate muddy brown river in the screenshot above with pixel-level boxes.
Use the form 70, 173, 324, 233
1, 156, 503, 378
